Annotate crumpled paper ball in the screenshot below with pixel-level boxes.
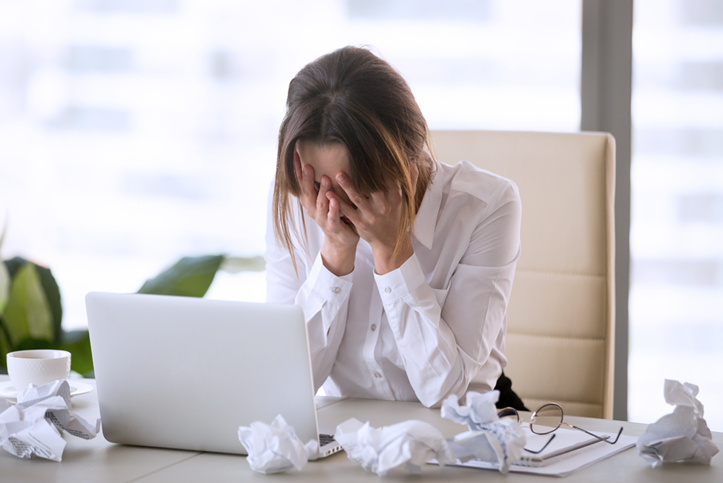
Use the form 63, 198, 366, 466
334, 418, 456, 476
637, 379, 719, 467
441, 390, 526, 473
238, 414, 318, 474
0, 380, 100, 461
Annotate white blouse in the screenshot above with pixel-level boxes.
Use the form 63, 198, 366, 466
265, 160, 522, 408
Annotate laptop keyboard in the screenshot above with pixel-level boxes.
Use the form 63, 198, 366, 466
319, 433, 342, 457
319, 434, 336, 447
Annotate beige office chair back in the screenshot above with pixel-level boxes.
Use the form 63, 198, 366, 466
431, 130, 616, 419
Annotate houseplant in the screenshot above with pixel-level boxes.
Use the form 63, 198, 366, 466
0, 244, 264, 376
0, 255, 93, 375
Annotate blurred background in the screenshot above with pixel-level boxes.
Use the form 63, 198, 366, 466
0, 0, 720, 429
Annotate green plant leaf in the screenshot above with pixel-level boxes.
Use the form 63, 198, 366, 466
220, 256, 266, 273
138, 255, 225, 297
4, 256, 28, 279
3, 263, 54, 345
59, 330, 93, 375
34, 264, 63, 343
11, 333, 93, 375
15, 337, 54, 350
0, 316, 12, 370
0, 261, 9, 315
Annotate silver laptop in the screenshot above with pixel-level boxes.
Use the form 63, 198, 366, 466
85, 292, 341, 458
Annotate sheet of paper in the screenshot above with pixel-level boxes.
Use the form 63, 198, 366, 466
450, 430, 637, 477
0, 380, 100, 461
2, 418, 67, 462
519, 426, 606, 464
334, 418, 456, 476
637, 380, 719, 467
238, 414, 318, 474
441, 390, 526, 473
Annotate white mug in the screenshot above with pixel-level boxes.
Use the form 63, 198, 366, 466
6, 349, 72, 391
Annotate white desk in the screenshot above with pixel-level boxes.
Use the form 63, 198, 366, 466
2, 376, 722, 482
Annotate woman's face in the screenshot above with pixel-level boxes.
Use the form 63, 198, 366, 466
296, 140, 355, 208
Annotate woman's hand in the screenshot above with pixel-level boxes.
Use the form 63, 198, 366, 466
294, 153, 359, 276
329, 167, 418, 275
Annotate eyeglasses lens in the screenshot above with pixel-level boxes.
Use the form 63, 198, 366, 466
530, 404, 563, 435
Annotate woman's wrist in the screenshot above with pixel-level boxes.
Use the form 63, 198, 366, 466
372, 236, 414, 275
321, 239, 357, 277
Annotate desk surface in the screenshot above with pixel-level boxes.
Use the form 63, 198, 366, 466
1, 376, 721, 482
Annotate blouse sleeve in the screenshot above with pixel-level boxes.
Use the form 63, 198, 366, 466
264, 188, 353, 391
374, 180, 522, 407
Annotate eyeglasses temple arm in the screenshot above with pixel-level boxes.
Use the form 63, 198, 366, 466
571, 425, 623, 444
522, 433, 556, 454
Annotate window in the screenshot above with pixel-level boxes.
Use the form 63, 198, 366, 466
630, 0, 723, 430
0, 1, 580, 335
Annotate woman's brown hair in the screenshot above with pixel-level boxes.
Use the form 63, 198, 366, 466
273, 46, 436, 272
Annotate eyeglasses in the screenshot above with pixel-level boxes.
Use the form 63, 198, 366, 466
497, 402, 623, 454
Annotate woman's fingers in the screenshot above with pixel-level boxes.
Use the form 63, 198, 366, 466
295, 154, 319, 215
331, 191, 362, 225
332, 173, 405, 251
315, 175, 331, 218
301, 164, 316, 200
327, 193, 359, 237
336, 171, 369, 210
367, 182, 401, 217
328, 196, 340, 225
294, 160, 359, 250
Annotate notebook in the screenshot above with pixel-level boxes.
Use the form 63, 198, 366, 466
85, 291, 341, 458
451, 427, 637, 477
516, 426, 609, 467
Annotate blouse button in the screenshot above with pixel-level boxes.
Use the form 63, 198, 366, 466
374, 372, 382, 379
384, 287, 392, 294
331, 286, 341, 294
371, 324, 377, 331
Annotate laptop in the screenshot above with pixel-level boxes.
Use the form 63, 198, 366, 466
85, 291, 342, 458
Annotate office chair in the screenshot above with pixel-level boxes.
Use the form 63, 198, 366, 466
431, 130, 616, 419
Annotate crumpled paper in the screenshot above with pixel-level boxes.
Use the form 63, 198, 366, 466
334, 418, 456, 476
441, 390, 526, 473
637, 379, 719, 467
0, 380, 100, 461
238, 414, 318, 474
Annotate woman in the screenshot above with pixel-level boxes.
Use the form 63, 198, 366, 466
265, 46, 523, 409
